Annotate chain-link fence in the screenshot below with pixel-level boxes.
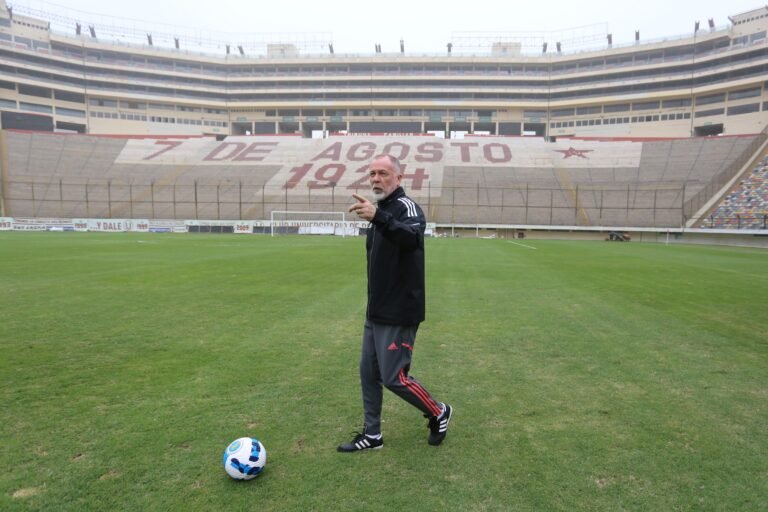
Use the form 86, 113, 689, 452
4, 178, 693, 228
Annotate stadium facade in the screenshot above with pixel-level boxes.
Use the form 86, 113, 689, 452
0, 2, 766, 139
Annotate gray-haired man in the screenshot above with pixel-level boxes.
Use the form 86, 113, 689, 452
338, 154, 452, 452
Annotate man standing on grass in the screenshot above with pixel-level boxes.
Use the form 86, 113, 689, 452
338, 154, 452, 452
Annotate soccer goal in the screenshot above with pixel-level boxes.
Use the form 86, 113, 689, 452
269, 210, 355, 237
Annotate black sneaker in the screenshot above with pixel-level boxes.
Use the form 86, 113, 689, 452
427, 404, 452, 446
337, 429, 383, 452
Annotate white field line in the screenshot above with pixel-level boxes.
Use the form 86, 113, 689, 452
507, 240, 537, 250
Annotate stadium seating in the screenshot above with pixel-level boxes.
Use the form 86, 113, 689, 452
701, 156, 768, 229
1, 130, 763, 228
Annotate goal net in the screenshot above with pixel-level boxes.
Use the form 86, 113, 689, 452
269, 211, 356, 237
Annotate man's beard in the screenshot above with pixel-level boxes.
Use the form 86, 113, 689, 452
372, 189, 386, 201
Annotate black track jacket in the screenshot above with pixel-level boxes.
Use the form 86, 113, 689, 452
365, 186, 426, 326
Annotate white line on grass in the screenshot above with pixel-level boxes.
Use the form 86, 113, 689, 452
507, 240, 537, 250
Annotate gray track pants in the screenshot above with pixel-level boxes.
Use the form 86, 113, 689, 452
360, 319, 443, 435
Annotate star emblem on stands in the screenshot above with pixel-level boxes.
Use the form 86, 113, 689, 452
554, 147, 594, 159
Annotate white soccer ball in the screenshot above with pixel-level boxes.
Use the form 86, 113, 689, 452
222, 437, 267, 480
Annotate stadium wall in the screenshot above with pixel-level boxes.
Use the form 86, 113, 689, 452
2, 216, 766, 248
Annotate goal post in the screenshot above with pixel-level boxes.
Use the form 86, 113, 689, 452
269, 210, 356, 237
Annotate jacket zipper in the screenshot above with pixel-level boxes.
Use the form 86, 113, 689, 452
368, 223, 376, 313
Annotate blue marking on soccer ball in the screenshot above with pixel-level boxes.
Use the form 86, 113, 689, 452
229, 458, 263, 476
249, 441, 261, 462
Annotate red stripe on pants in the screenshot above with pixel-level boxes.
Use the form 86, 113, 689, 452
398, 368, 442, 417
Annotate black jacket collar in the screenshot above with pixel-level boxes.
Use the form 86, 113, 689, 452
377, 186, 405, 207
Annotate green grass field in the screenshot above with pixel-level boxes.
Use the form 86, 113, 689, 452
1, 232, 766, 511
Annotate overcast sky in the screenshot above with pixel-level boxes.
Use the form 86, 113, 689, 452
7, 0, 765, 54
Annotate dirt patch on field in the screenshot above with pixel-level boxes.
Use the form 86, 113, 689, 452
12, 487, 43, 498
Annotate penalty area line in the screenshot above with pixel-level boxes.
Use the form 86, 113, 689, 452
507, 240, 537, 250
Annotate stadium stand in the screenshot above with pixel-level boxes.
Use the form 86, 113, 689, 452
701, 155, 768, 229
0, 2, 766, 140
1, 130, 764, 228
